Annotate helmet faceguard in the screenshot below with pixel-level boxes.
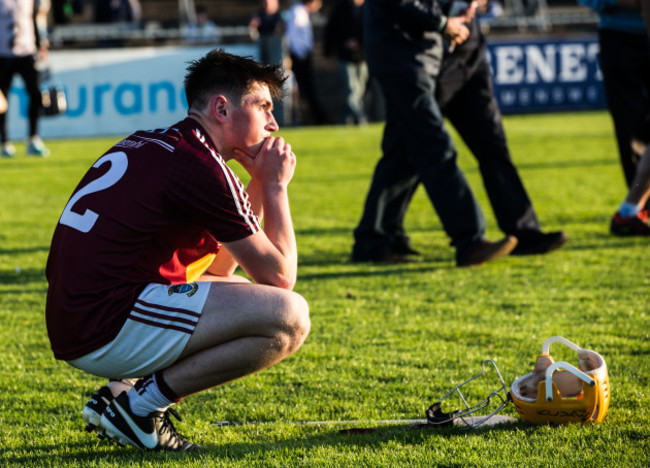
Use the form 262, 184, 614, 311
426, 359, 513, 429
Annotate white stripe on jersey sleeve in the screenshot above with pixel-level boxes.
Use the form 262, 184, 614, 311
193, 129, 261, 233
132, 135, 176, 152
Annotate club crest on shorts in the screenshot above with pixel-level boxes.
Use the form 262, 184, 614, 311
168, 283, 199, 297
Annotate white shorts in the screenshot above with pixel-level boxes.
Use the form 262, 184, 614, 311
68, 282, 211, 379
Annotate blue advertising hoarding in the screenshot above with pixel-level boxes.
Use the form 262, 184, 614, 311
486, 35, 605, 114
5, 36, 604, 139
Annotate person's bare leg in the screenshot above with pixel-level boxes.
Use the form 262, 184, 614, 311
161, 281, 310, 398
625, 145, 650, 208
107, 378, 138, 397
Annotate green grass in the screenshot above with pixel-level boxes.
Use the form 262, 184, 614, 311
1, 111, 648, 467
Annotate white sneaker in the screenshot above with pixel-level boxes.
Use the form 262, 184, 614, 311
26, 137, 50, 157
2, 142, 16, 158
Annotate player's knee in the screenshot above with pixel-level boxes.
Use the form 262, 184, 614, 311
278, 291, 310, 353
295, 293, 311, 342
288, 292, 310, 349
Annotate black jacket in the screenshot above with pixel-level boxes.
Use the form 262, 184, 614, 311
364, 0, 447, 75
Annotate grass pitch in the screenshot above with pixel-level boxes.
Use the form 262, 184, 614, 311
0, 111, 648, 467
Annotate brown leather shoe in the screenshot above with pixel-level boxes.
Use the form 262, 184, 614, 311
456, 236, 518, 267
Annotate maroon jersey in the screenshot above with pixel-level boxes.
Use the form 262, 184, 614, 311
46, 118, 260, 360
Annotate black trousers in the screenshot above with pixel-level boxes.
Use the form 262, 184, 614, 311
353, 62, 486, 262
0, 55, 42, 143
598, 29, 650, 187
290, 52, 326, 125
436, 56, 541, 236
353, 47, 546, 260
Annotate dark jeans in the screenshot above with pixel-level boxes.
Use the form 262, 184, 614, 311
353, 64, 485, 261
290, 52, 326, 125
0, 55, 41, 142
437, 57, 540, 236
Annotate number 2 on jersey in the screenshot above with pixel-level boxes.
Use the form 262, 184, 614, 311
59, 152, 128, 233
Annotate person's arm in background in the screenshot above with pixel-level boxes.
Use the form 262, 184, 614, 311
381, 0, 448, 32
380, 0, 475, 48
34, 0, 49, 61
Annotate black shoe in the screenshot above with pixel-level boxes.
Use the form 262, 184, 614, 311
391, 244, 421, 257
100, 392, 200, 451
391, 237, 422, 257
351, 250, 413, 263
510, 231, 567, 256
156, 408, 202, 451
456, 236, 518, 267
351, 242, 413, 263
82, 386, 114, 433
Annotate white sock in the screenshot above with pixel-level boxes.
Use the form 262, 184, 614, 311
127, 374, 174, 417
618, 201, 640, 218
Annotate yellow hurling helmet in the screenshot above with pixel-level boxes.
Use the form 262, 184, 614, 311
509, 336, 610, 425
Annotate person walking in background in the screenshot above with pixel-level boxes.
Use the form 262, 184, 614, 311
365, 0, 567, 257
184, 5, 221, 44
324, 0, 368, 126
249, 0, 285, 66
285, 0, 327, 125
610, 142, 650, 235
352, 0, 518, 267
92, 0, 141, 47
0, 0, 50, 157
250, 0, 287, 124
93, 0, 141, 24
610, 0, 650, 236
578, 0, 650, 198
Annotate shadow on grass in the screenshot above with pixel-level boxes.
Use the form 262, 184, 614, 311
0, 246, 50, 255
298, 261, 451, 281
558, 232, 650, 251
207, 422, 528, 461
513, 157, 616, 171
0, 268, 46, 286
0, 422, 519, 465
10, 421, 634, 466
0, 441, 133, 466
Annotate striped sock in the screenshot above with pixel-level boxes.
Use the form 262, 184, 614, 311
127, 372, 180, 417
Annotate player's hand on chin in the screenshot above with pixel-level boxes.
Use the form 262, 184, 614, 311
233, 137, 296, 187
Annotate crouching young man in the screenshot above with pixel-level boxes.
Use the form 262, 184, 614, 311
45, 50, 310, 451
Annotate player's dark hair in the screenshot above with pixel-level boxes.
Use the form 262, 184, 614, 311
184, 49, 286, 110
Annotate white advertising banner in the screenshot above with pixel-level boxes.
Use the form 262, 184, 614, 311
6, 44, 257, 140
